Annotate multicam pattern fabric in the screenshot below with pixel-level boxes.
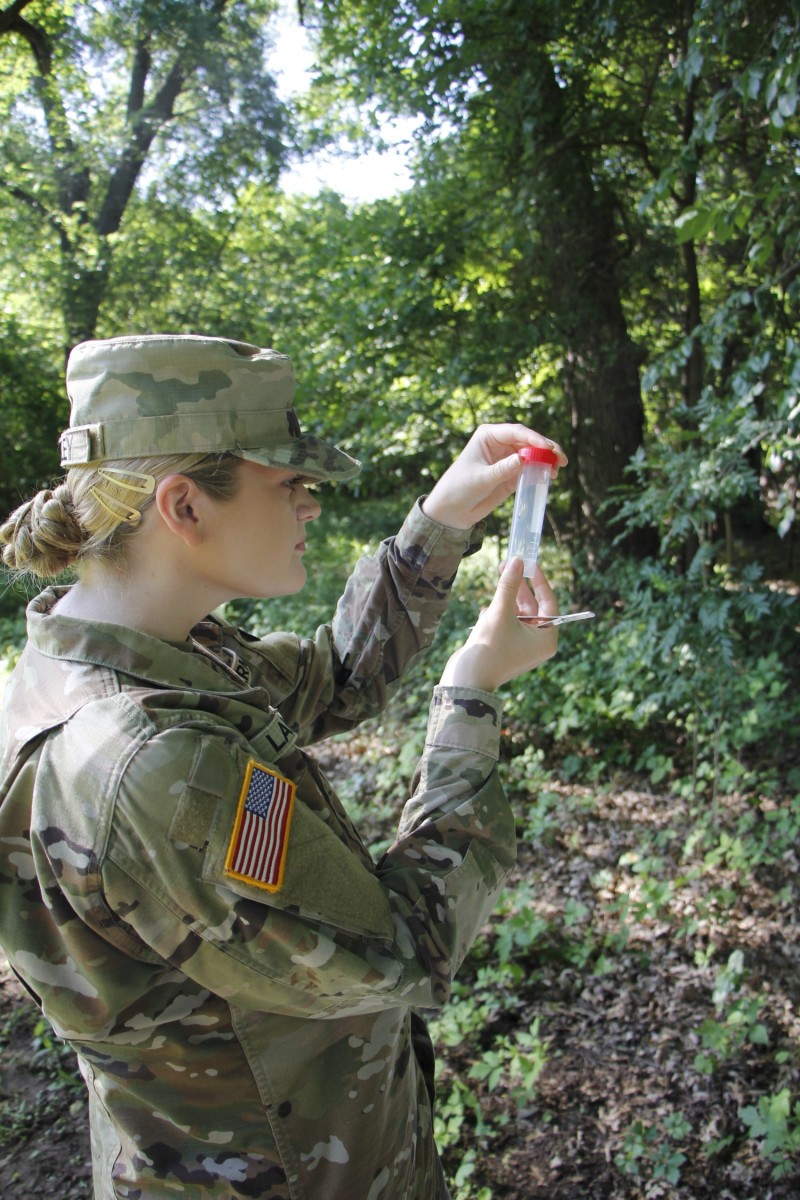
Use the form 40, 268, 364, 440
0, 500, 517, 1200
60, 334, 361, 483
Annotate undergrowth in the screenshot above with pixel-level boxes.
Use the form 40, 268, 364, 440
0, 1007, 83, 1150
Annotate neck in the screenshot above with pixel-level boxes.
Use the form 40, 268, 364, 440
55, 559, 223, 642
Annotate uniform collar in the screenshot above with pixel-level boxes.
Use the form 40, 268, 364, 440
27, 587, 245, 693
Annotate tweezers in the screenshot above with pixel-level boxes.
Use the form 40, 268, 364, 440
517, 611, 596, 628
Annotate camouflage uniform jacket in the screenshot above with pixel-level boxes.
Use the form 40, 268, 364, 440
0, 501, 516, 1200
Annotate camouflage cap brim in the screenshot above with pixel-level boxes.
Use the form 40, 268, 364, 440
238, 435, 362, 483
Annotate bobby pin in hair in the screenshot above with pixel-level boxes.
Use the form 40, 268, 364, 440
96, 467, 156, 495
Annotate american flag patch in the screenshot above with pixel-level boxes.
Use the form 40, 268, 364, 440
224, 760, 296, 892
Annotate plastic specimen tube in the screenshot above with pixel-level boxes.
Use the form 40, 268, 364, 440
506, 445, 559, 576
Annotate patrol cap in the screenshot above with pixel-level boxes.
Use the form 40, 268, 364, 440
59, 333, 361, 483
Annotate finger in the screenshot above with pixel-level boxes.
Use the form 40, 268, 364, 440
515, 433, 568, 475
520, 434, 568, 469
485, 425, 567, 467
498, 560, 541, 616
492, 555, 525, 613
474, 425, 568, 468
530, 565, 558, 617
514, 576, 539, 618
538, 440, 568, 469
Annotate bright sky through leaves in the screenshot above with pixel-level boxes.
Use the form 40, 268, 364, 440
272, 0, 415, 201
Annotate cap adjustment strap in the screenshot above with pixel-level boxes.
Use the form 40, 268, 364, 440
60, 424, 105, 466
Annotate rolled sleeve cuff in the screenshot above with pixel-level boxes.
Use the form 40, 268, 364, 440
426, 686, 503, 761
394, 499, 485, 580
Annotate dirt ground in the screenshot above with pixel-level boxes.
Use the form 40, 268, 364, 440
0, 763, 798, 1199
433, 780, 800, 1199
0, 957, 92, 1198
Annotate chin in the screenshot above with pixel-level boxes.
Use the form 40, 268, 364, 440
261, 568, 307, 599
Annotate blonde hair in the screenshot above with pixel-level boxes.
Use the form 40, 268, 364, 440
0, 453, 240, 580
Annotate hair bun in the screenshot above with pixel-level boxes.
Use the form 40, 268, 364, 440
0, 486, 83, 577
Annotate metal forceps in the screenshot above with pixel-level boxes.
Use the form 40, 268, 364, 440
517, 611, 596, 628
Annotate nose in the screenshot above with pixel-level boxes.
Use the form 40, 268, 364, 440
298, 485, 322, 522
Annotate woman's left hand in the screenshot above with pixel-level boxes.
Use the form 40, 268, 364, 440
439, 558, 559, 691
422, 423, 567, 530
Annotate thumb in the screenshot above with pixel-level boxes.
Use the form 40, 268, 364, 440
492, 556, 524, 611
490, 451, 525, 483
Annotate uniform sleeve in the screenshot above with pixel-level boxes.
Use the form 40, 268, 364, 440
100, 686, 515, 1020
227, 499, 484, 744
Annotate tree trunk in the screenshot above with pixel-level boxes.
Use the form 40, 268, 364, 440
483, 25, 654, 562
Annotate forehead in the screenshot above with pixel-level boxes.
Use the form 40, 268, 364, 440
234, 460, 308, 491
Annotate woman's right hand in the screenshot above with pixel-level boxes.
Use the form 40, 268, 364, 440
439, 558, 560, 692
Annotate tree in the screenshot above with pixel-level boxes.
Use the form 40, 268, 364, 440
300, 0, 798, 566
0, 0, 286, 351
301, 0, 665, 559
625, 0, 800, 567
0, 315, 64, 518
0, 0, 795, 570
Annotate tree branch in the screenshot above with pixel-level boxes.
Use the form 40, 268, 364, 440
0, 0, 37, 33
0, 177, 65, 240
96, 0, 232, 236
1, 3, 90, 223
0, 1, 51, 74
127, 37, 152, 118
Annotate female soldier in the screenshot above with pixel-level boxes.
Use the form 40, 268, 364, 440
0, 333, 563, 1199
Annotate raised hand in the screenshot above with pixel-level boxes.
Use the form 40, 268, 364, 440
439, 558, 560, 692
422, 424, 567, 531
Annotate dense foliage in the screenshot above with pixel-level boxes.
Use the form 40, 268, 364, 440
302, 0, 799, 564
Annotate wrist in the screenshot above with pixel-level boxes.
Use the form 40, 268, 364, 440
440, 647, 497, 692
420, 492, 475, 532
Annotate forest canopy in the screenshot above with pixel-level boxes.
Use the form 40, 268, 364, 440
0, 1, 797, 567
0, 0, 797, 799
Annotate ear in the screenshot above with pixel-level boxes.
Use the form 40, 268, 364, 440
154, 475, 208, 547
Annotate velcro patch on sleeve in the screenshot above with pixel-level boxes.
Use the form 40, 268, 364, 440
224, 760, 296, 892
